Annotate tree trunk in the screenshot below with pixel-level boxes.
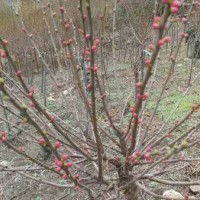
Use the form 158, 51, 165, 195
124, 184, 138, 200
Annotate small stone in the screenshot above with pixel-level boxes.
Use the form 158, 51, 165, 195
0, 161, 9, 167
62, 87, 74, 96
62, 90, 69, 96
190, 185, 200, 194
47, 96, 55, 101
162, 190, 184, 200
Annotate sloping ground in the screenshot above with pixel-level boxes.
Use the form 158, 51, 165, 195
1, 41, 200, 199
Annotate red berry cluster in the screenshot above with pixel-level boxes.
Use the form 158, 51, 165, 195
0, 131, 6, 142
162, 0, 181, 14
0, 49, 6, 58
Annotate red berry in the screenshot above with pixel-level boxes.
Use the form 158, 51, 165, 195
27, 92, 33, 98
49, 116, 55, 122
133, 113, 138, 118
63, 174, 68, 180
92, 65, 98, 72
16, 70, 22, 77
83, 15, 88, 20
193, 1, 199, 6
62, 154, 69, 160
164, 36, 172, 43
180, 32, 185, 38
74, 185, 79, 191
75, 174, 80, 180
84, 50, 90, 56
68, 39, 73, 44
153, 23, 160, 30
1, 52, 6, 58
171, 6, 179, 14
182, 17, 187, 22
18, 146, 25, 152
172, 1, 181, 8
127, 155, 133, 161
137, 94, 143, 99
55, 160, 62, 167
86, 47, 91, 52
135, 82, 142, 88
1, 131, 6, 137
145, 59, 151, 66
144, 93, 148, 99
54, 159, 59, 164
86, 84, 92, 90
143, 92, 149, 100
85, 34, 91, 40
29, 87, 35, 94
63, 40, 68, 46
146, 146, 152, 152
66, 162, 73, 168
65, 24, 70, 29
1, 136, 6, 142
86, 57, 90, 62
144, 152, 151, 161
154, 16, 161, 23
129, 106, 135, 113
180, 32, 189, 38
91, 45, 97, 52
135, 151, 141, 157
148, 44, 155, 51
54, 141, 61, 149
3, 40, 8, 45
95, 39, 101, 46
63, 39, 73, 46
55, 167, 62, 172
38, 138, 46, 145
78, 28, 84, 34
59, 7, 65, 13
158, 40, 164, 48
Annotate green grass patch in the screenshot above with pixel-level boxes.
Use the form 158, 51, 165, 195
147, 91, 200, 123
